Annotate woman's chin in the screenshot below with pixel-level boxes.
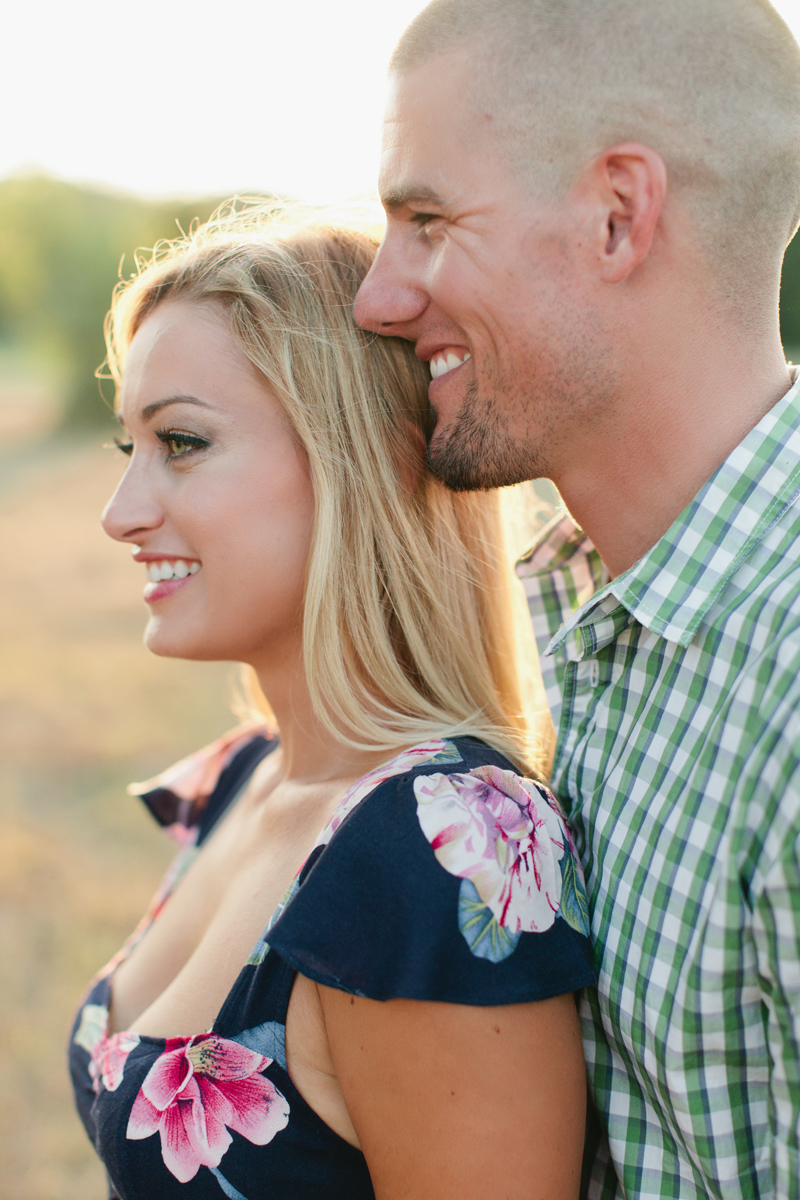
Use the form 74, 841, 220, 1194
144, 630, 189, 659
143, 619, 217, 662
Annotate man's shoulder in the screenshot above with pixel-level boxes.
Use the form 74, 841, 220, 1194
720, 504, 800, 655
713, 555, 800, 826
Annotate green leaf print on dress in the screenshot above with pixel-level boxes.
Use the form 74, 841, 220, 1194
457, 879, 522, 961
558, 848, 591, 936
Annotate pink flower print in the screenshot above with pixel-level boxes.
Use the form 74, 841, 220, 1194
127, 1033, 289, 1183
414, 766, 566, 936
73, 1003, 140, 1093
91, 1029, 141, 1093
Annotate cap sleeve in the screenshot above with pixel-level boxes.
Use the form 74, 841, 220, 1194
128, 724, 275, 846
266, 756, 595, 1006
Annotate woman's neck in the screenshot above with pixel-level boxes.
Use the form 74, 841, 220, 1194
251, 645, 396, 786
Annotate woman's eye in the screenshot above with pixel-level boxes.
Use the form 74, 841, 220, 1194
156, 430, 209, 461
112, 436, 134, 457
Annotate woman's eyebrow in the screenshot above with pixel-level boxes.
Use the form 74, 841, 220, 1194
140, 394, 215, 422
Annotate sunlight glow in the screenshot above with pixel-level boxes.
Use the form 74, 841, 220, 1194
3, 0, 800, 204
2, 0, 429, 202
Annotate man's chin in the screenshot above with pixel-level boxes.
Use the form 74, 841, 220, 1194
426, 422, 541, 492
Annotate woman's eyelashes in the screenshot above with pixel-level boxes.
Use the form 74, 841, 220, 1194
111, 430, 211, 462
155, 429, 211, 461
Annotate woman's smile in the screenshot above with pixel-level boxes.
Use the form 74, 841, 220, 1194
102, 299, 315, 666
133, 550, 202, 603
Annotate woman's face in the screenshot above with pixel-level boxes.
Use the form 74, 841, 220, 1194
102, 299, 315, 667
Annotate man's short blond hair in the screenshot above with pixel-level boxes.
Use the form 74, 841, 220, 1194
392, 0, 800, 286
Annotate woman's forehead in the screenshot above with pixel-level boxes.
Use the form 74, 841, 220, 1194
119, 303, 241, 414
117, 299, 289, 438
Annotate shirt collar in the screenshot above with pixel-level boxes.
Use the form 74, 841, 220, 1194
547, 371, 800, 658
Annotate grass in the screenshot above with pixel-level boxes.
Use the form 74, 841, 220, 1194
0, 429, 233, 1199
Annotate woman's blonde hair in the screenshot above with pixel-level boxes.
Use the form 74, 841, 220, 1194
106, 206, 547, 775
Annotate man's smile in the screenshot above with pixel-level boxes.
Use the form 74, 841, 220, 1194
429, 348, 472, 379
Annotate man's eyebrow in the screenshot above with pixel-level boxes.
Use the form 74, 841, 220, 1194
381, 185, 446, 213
140, 394, 215, 422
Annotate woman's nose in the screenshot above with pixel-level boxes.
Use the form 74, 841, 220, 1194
353, 239, 429, 334
101, 461, 165, 543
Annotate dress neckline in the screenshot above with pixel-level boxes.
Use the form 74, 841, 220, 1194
100, 737, 460, 1048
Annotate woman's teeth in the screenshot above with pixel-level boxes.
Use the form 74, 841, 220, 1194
429, 350, 472, 380
146, 560, 200, 582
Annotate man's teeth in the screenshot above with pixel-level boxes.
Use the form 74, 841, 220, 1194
146, 560, 200, 582
429, 350, 472, 380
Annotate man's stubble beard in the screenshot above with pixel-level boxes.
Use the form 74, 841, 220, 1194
426, 378, 548, 490
425, 324, 618, 493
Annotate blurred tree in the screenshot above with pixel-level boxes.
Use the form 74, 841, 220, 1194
0, 175, 278, 429
780, 228, 800, 355
3, 173, 800, 428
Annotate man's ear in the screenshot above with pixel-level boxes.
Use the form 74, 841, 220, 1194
583, 142, 667, 284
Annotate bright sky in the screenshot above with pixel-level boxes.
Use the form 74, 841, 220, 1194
4, 0, 800, 204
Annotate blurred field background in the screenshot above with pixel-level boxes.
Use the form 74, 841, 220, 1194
5, 147, 800, 1199
0, 177, 252, 1199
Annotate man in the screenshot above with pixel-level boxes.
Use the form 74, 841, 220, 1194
354, 1, 800, 1197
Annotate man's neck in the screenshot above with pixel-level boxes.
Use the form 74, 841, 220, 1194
552, 337, 792, 579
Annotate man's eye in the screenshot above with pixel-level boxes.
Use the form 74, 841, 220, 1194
411, 212, 445, 242
156, 430, 209, 460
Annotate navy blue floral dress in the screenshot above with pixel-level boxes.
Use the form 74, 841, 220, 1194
70, 728, 595, 1200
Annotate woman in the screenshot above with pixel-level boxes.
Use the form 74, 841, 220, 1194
69, 212, 594, 1200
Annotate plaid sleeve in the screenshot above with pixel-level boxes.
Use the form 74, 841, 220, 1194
516, 515, 606, 720
748, 658, 800, 1200
753, 818, 800, 1199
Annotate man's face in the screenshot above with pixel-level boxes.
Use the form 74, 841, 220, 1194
354, 53, 614, 490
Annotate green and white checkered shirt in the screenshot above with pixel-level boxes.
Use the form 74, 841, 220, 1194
517, 376, 800, 1199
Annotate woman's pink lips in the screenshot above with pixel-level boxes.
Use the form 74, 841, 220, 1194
143, 575, 195, 604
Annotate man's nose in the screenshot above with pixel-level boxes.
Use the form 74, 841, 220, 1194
101, 460, 165, 544
354, 241, 429, 334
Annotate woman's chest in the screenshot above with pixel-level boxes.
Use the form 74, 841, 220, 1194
110, 799, 327, 1037
73, 955, 370, 1200
72, 828, 366, 1198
